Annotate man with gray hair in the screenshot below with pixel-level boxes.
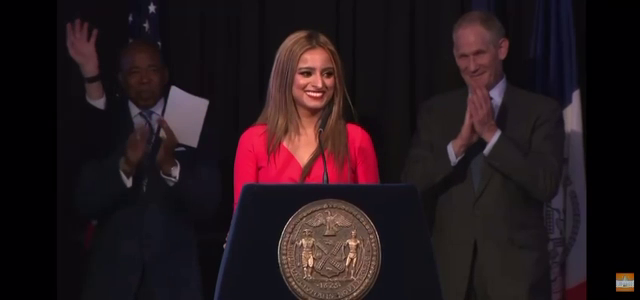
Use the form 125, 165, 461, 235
403, 10, 564, 300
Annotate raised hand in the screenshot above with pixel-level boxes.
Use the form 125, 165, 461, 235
66, 19, 99, 77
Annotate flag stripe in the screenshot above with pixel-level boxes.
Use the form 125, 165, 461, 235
530, 1, 586, 300
566, 281, 586, 300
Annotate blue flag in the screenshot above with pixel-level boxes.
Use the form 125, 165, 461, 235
128, 0, 161, 48
530, 0, 586, 300
530, 0, 578, 105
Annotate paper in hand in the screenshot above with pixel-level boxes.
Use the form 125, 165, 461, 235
161, 85, 209, 148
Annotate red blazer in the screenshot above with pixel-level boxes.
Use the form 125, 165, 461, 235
233, 123, 380, 209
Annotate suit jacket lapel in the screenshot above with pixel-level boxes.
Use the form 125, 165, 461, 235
474, 84, 511, 199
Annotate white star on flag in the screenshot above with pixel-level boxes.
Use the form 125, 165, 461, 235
128, 0, 161, 48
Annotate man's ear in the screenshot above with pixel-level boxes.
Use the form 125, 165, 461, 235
497, 38, 509, 60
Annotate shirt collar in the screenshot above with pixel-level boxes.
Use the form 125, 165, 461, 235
128, 98, 165, 119
489, 76, 507, 108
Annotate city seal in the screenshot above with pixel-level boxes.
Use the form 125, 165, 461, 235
278, 199, 381, 300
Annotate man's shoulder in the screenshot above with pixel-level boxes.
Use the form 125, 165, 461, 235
431, 87, 467, 103
506, 84, 562, 113
92, 91, 131, 120
418, 87, 467, 113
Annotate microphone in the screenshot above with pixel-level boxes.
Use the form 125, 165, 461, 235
317, 103, 333, 184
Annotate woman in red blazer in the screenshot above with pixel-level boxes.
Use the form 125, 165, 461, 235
233, 30, 380, 210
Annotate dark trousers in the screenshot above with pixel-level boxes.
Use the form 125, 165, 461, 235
465, 241, 489, 300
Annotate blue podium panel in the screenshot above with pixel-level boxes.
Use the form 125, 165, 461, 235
214, 184, 442, 300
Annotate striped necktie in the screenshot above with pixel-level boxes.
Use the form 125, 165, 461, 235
138, 110, 155, 192
139, 110, 155, 149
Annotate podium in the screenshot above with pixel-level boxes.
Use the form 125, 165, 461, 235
214, 184, 442, 300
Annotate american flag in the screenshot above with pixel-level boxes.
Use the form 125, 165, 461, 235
84, 0, 163, 251
128, 0, 161, 48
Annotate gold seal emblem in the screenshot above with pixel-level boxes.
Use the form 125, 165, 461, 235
278, 199, 381, 300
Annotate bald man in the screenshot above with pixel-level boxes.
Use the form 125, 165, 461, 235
67, 19, 221, 300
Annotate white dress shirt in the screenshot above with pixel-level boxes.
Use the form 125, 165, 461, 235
446, 76, 506, 166
87, 94, 180, 187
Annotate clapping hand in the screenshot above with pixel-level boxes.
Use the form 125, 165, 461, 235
121, 125, 151, 177
156, 118, 179, 175
468, 81, 498, 142
452, 97, 480, 158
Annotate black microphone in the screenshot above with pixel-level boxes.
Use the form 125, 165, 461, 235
317, 103, 333, 184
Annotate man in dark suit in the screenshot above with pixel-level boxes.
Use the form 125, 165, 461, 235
402, 11, 564, 300
66, 20, 221, 300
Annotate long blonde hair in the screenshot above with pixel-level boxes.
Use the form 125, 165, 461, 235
256, 30, 352, 182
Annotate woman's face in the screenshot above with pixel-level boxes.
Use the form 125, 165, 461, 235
292, 48, 336, 115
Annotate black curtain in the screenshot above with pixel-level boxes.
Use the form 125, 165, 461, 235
57, 0, 586, 299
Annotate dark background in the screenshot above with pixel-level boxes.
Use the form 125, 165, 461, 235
57, 0, 586, 299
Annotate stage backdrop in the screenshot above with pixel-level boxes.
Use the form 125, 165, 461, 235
57, 0, 585, 299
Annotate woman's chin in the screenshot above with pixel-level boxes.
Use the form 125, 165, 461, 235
301, 99, 329, 111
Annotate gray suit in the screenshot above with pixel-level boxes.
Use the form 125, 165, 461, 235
402, 83, 564, 300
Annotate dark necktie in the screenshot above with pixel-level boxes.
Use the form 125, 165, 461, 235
470, 143, 485, 192
138, 110, 155, 192
139, 110, 155, 149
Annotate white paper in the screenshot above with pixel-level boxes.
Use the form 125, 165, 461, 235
162, 85, 209, 148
